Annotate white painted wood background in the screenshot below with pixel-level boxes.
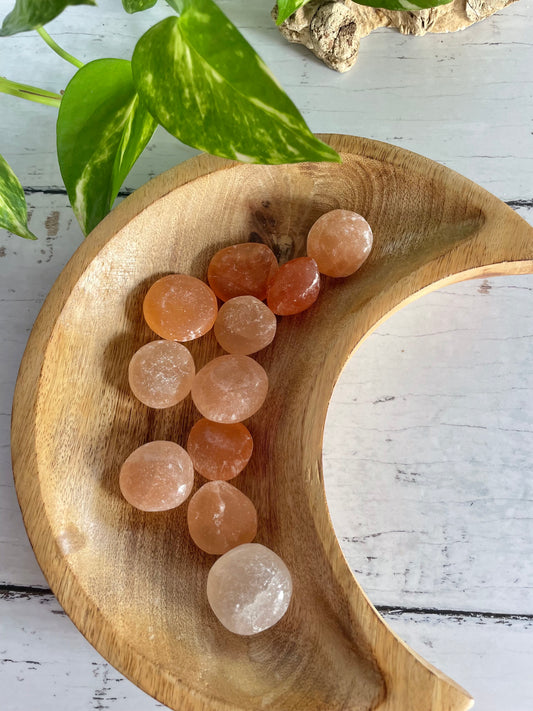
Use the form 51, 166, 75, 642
1, 0, 532, 709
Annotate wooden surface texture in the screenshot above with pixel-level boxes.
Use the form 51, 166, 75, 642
1, 1, 533, 710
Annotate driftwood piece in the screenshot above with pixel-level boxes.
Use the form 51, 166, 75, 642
274, 0, 518, 72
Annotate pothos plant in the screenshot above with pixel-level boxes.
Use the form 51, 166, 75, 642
0, 0, 450, 241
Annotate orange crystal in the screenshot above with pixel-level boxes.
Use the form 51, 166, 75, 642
119, 441, 194, 511
143, 274, 218, 341
187, 480, 258, 555
187, 418, 253, 481
191, 354, 268, 423
128, 340, 195, 408
207, 243, 278, 302
307, 209, 373, 277
266, 257, 320, 315
214, 295, 277, 355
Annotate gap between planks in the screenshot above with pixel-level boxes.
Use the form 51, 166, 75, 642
19, 187, 533, 210
2, 583, 532, 623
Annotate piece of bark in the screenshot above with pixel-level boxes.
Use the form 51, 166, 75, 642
273, 0, 518, 72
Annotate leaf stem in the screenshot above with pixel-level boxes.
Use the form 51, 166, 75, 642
0, 76, 62, 107
36, 26, 84, 69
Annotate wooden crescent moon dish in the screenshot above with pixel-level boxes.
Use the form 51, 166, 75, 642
11, 135, 533, 711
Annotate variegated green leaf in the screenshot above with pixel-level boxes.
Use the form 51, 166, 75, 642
0, 154, 37, 240
122, 0, 157, 13
132, 0, 339, 165
0, 0, 95, 36
57, 58, 157, 235
276, 0, 310, 25
275, 0, 452, 22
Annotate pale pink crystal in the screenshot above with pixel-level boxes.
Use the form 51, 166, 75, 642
206, 543, 293, 635
307, 209, 373, 277
119, 441, 194, 511
128, 340, 195, 408
214, 296, 277, 355
191, 355, 268, 423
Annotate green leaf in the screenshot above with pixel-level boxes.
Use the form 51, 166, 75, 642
132, 0, 339, 165
354, 0, 452, 9
122, 0, 157, 13
275, 0, 452, 19
57, 58, 157, 235
0, 154, 37, 240
276, 0, 310, 25
0, 0, 95, 36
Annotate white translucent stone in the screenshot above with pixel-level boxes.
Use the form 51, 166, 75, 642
206, 543, 292, 635
128, 340, 195, 408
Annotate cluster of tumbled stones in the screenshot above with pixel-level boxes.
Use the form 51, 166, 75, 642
118, 209, 373, 636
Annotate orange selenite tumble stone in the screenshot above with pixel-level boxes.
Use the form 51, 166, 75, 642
187, 481, 258, 555
207, 243, 278, 302
143, 274, 218, 341
119, 441, 194, 511
191, 355, 268, 423
214, 295, 277, 355
307, 209, 373, 277
128, 340, 195, 408
266, 257, 320, 315
187, 418, 253, 481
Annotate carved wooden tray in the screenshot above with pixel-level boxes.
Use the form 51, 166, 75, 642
12, 135, 533, 710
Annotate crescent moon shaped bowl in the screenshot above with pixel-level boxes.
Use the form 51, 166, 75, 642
11, 135, 533, 711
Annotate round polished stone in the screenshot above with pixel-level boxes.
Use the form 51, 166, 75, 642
307, 209, 373, 277
214, 296, 277, 355
128, 340, 195, 409
207, 243, 279, 302
266, 257, 320, 315
119, 441, 194, 511
206, 543, 293, 635
191, 355, 268, 423
187, 418, 253, 481
187, 481, 258, 555
143, 274, 218, 342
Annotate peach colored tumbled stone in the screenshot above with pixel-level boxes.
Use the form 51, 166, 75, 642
119, 441, 194, 511
207, 543, 293, 635
187, 481, 258, 555
207, 243, 279, 302
191, 355, 268, 423
214, 296, 277, 355
143, 274, 218, 342
266, 257, 320, 315
187, 418, 253, 481
307, 209, 373, 277
128, 340, 195, 409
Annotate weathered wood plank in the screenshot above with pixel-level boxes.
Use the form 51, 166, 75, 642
1, 197, 532, 617
1, 591, 531, 711
1, 1, 533, 705
0, 590, 165, 710
324, 210, 533, 615
1, 193, 83, 588
382, 607, 533, 711
0, 1, 532, 199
